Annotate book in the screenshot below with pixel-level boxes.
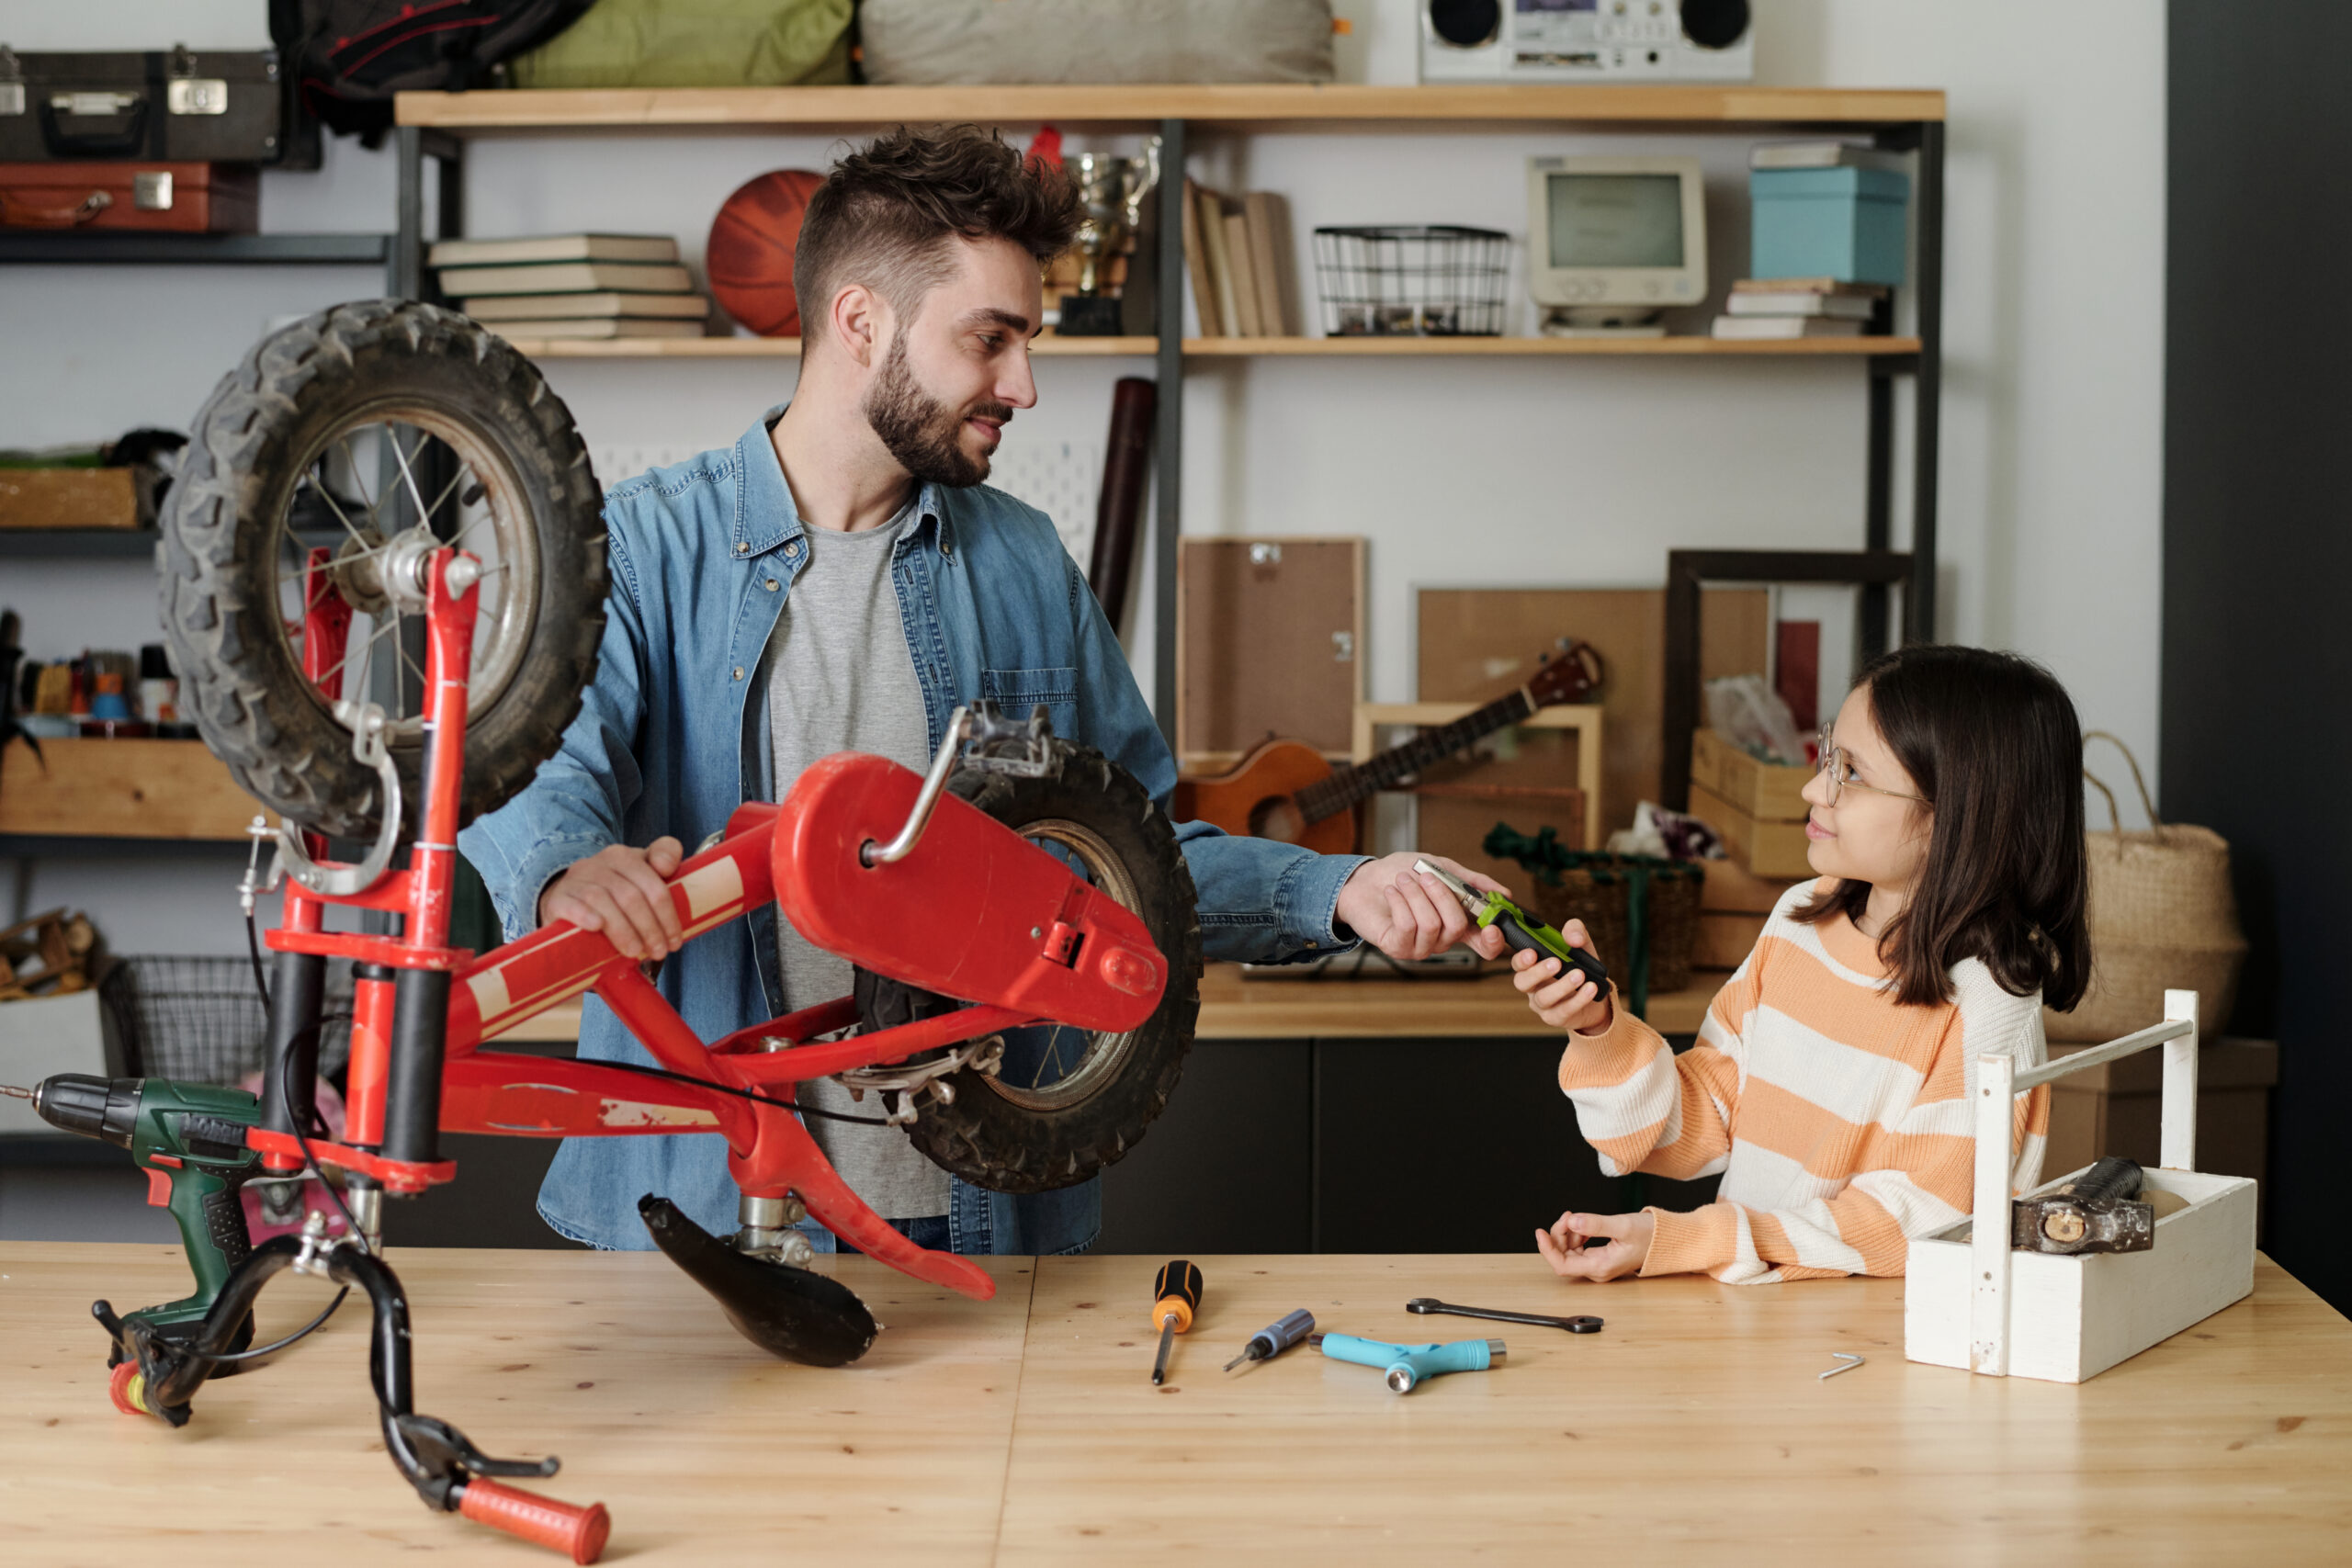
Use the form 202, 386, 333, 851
1749, 141, 1909, 173
1197, 186, 1241, 337
1724, 291, 1876, 320
427, 232, 680, 267
1711, 315, 1866, 340
463, 291, 710, 321
1224, 210, 1263, 337
485, 318, 707, 340
1181, 179, 1220, 339
435, 260, 695, 296
1730, 276, 1892, 299
1243, 191, 1298, 337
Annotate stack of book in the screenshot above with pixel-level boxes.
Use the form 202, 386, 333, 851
430, 233, 710, 340
1182, 183, 1303, 339
1711, 277, 1888, 340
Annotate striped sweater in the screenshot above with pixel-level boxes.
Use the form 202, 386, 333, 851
1562, 878, 2049, 1283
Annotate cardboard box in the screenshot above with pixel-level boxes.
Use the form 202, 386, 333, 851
1699, 857, 1804, 914
0, 982, 120, 1134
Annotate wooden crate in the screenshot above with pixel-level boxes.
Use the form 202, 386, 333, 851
1690, 727, 1811, 821
1905, 991, 2256, 1384
1352, 703, 1602, 851
0, 739, 261, 840
1690, 780, 1814, 877
0, 468, 141, 530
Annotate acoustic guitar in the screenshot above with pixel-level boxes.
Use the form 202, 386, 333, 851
1173, 640, 1605, 854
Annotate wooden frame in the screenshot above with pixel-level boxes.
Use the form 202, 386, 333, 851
1351, 702, 1603, 851
1659, 548, 1913, 811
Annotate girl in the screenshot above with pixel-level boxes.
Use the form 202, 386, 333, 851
1515, 645, 2091, 1284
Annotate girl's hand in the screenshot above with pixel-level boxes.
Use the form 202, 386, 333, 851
1535, 1210, 1656, 1281
1510, 922, 1612, 1032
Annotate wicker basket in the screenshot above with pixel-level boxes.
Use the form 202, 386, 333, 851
98, 955, 353, 1086
1484, 824, 1704, 1001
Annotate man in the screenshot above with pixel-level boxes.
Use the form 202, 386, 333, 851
460, 125, 1509, 1257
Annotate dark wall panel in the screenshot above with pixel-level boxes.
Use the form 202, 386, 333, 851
2165, 1, 2352, 1312
1098, 1040, 1313, 1254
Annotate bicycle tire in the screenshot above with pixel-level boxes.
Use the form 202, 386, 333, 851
158, 299, 607, 840
854, 746, 1201, 1195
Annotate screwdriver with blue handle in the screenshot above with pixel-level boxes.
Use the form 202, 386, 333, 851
1310, 1332, 1508, 1394
1224, 1309, 1315, 1372
1413, 859, 1608, 991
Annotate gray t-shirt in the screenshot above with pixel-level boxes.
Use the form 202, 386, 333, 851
762, 494, 947, 1222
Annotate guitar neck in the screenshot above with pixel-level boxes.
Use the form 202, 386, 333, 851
1295, 688, 1538, 824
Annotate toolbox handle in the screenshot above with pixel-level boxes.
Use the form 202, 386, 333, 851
1967, 988, 2199, 1378
38, 92, 150, 157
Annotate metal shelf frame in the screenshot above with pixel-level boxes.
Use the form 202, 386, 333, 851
389, 96, 1944, 749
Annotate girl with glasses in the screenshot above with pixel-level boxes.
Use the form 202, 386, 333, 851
1512, 645, 2092, 1284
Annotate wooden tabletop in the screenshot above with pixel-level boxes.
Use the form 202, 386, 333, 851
497, 964, 1722, 1045
4, 1244, 2346, 1563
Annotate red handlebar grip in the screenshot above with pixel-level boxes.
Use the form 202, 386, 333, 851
457, 1479, 611, 1564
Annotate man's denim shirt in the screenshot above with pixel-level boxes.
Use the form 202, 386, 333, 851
459, 410, 1368, 1256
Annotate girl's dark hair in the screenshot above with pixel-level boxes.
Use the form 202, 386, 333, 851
794, 124, 1082, 339
1791, 645, 2091, 1010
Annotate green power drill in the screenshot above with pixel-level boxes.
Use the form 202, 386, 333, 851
17, 1074, 267, 1347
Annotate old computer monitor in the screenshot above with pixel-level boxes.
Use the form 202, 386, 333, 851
1527, 155, 1706, 335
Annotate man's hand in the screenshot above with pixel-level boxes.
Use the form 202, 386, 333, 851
1535, 1210, 1656, 1282
1510, 926, 1613, 1033
1333, 852, 1511, 964
538, 837, 686, 959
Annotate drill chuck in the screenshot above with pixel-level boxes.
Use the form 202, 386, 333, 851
31, 1074, 141, 1148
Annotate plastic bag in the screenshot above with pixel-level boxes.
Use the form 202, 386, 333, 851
1706, 673, 1809, 766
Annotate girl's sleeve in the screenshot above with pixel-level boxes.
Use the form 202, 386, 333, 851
1556, 953, 1763, 1183
1636, 970, 2052, 1283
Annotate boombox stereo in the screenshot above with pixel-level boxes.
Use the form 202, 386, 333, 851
1420, 0, 1753, 84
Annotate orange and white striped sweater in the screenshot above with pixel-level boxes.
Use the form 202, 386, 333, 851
1562, 878, 2049, 1283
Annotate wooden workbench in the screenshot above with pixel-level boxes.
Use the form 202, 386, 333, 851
4, 1244, 2346, 1563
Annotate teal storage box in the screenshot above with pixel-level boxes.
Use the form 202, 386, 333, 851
1748, 166, 1910, 287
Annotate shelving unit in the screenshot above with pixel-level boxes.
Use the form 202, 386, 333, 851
394, 81, 1946, 745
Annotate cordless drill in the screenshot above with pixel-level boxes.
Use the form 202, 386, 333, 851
28, 1074, 267, 1339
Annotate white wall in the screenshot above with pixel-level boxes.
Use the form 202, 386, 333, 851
0, 0, 2165, 953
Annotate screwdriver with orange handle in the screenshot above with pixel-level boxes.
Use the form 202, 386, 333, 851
1148, 1260, 1202, 1384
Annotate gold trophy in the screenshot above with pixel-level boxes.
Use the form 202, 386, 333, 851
1057, 141, 1160, 336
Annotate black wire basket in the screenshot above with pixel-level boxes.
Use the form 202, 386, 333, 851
99, 955, 353, 1087
1311, 224, 1511, 337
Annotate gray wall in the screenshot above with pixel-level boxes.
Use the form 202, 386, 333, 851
2164, 0, 2350, 1313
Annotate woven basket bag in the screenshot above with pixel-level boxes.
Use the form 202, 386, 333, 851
2043, 731, 2246, 1043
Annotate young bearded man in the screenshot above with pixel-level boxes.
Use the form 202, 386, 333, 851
459, 125, 1510, 1258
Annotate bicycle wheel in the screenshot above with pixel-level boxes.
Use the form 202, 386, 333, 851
159, 299, 606, 840
853, 746, 1201, 1194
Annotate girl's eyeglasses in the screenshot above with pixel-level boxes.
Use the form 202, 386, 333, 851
1815, 727, 1928, 807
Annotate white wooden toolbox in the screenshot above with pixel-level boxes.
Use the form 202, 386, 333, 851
1905, 989, 2257, 1383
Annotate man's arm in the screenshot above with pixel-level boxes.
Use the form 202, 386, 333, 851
1063, 557, 1503, 966
458, 530, 655, 944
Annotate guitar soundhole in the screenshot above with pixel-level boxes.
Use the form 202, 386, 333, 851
1250, 797, 1306, 844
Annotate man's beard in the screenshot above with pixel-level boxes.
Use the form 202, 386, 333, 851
862, 334, 1010, 490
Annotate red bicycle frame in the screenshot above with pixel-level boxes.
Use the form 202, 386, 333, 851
252, 547, 1169, 1302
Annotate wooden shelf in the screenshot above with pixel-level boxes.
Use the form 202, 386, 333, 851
497, 333, 1919, 362
500, 333, 1157, 358
399, 84, 1944, 134
1190, 334, 1922, 357
493, 962, 1722, 1044
0, 739, 260, 841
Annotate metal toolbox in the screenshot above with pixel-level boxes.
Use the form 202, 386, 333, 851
0, 44, 318, 169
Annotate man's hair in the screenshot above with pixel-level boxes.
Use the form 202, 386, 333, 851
793, 124, 1082, 344
1791, 644, 2092, 1011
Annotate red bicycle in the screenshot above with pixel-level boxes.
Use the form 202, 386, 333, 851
23, 303, 1200, 1562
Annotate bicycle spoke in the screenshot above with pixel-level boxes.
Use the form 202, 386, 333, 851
306, 464, 375, 552
387, 424, 437, 535
421, 457, 476, 534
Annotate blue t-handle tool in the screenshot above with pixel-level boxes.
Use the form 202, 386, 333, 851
1313, 1332, 1508, 1393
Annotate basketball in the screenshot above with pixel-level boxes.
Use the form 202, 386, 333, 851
707, 169, 825, 337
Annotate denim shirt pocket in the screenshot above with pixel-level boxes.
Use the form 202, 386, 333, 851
980, 665, 1080, 741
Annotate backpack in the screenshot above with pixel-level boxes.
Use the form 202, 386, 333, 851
270, 0, 597, 142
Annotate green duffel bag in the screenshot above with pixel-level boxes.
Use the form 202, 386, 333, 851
507, 0, 852, 88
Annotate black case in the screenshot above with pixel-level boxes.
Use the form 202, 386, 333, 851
0, 44, 321, 170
